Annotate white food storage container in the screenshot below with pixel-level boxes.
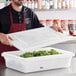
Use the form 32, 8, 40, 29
2, 47, 74, 73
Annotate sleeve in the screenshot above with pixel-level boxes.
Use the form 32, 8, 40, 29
0, 14, 2, 32
31, 10, 44, 28
0, 22, 1, 32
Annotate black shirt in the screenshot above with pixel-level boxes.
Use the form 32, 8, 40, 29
0, 4, 43, 34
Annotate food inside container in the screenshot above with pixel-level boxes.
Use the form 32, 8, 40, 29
20, 49, 62, 58
2, 47, 75, 73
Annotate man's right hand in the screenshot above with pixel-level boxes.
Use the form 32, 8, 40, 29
0, 33, 13, 46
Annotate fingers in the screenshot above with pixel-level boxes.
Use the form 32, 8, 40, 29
51, 25, 63, 33
51, 26, 61, 32
58, 27, 63, 33
0, 33, 13, 46
50, 26, 58, 32
1, 36, 12, 46
8, 36, 14, 41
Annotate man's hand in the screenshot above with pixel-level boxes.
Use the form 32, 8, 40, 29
0, 33, 13, 46
51, 25, 63, 33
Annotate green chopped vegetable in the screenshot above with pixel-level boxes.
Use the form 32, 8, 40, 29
20, 49, 62, 58
48, 49, 60, 55
33, 50, 48, 57
20, 52, 33, 58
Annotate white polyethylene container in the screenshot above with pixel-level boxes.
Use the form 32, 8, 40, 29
2, 47, 74, 73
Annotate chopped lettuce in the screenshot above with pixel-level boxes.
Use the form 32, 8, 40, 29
20, 49, 62, 58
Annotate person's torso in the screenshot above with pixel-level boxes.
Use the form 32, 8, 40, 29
0, 5, 34, 34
